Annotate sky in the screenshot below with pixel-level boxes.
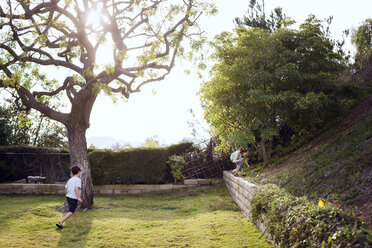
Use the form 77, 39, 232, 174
81, 0, 372, 146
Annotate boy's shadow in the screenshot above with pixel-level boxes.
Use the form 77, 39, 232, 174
56, 208, 93, 247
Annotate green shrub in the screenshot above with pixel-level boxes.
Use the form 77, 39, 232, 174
167, 155, 186, 183
251, 184, 372, 247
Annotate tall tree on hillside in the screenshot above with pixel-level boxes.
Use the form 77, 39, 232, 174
352, 18, 372, 89
0, 0, 215, 208
200, 16, 345, 165
352, 18, 372, 68
234, 0, 287, 33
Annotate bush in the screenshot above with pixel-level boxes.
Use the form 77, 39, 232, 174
167, 156, 186, 183
251, 184, 372, 247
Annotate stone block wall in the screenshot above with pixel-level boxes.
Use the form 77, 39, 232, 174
0, 183, 65, 195
223, 171, 272, 244
0, 179, 223, 195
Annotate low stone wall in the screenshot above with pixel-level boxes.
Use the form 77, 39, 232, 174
0, 179, 222, 195
0, 183, 66, 195
223, 171, 272, 243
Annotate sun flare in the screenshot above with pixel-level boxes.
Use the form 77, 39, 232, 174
86, 9, 106, 29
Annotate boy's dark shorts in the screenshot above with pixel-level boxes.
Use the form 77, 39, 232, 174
66, 197, 78, 213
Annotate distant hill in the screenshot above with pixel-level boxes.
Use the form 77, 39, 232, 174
87, 136, 142, 149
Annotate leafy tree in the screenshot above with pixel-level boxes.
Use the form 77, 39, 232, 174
200, 16, 345, 165
121, 143, 133, 149
351, 18, 372, 91
88, 143, 97, 149
110, 142, 121, 150
234, 0, 288, 33
0, 105, 16, 146
0, 103, 32, 146
352, 18, 372, 69
0, 102, 68, 148
0, 0, 215, 207
35, 121, 68, 148
144, 135, 160, 148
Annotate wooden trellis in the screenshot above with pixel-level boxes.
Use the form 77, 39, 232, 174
181, 140, 233, 179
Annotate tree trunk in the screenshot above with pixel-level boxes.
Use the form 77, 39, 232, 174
67, 120, 94, 209
260, 140, 270, 165
267, 139, 273, 162
32, 115, 44, 146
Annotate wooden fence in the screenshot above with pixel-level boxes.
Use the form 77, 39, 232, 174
181, 139, 233, 179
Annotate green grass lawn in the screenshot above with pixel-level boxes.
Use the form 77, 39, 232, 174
0, 185, 271, 248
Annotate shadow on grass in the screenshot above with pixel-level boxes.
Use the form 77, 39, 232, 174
56, 207, 93, 248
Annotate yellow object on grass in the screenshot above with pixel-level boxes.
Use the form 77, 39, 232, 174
318, 198, 340, 208
318, 198, 327, 207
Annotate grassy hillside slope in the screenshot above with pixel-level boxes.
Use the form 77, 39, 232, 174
243, 96, 372, 228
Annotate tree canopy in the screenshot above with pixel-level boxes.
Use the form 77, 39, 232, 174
351, 18, 372, 92
0, 0, 215, 123
352, 18, 372, 69
234, 0, 287, 33
199, 15, 347, 165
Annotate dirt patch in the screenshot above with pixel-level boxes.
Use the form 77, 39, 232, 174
345, 186, 372, 229
344, 167, 372, 229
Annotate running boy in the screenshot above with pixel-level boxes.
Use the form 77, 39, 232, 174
231, 148, 249, 176
56, 166, 83, 228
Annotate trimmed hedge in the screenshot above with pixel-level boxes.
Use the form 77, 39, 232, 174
166, 142, 195, 156
251, 184, 372, 248
0, 142, 194, 184
89, 142, 194, 185
90, 148, 169, 185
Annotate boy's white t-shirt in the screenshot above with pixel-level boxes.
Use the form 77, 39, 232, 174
65, 176, 82, 200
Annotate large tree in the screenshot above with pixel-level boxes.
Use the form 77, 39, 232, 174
200, 16, 345, 165
0, 0, 214, 208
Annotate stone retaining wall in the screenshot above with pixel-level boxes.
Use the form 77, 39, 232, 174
223, 171, 272, 243
0, 179, 222, 195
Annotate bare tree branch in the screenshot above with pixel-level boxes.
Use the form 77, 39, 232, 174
33, 76, 73, 98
